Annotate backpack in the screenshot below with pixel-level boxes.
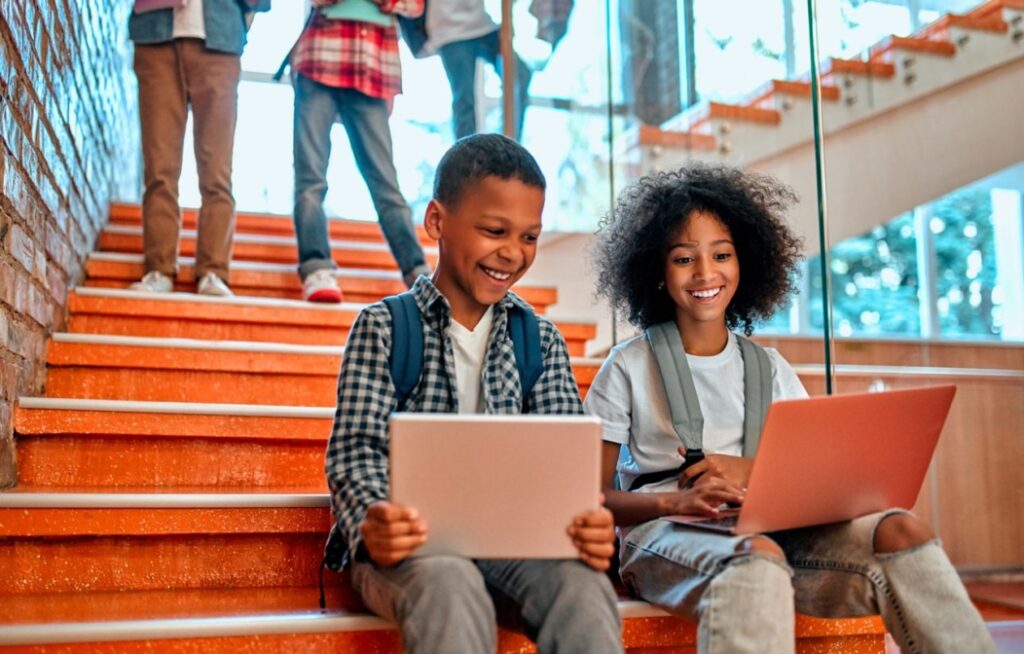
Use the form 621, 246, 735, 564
625, 322, 773, 491
382, 291, 543, 407
318, 293, 545, 607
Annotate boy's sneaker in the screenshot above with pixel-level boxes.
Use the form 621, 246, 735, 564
302, 269, 343, 303
129, 271, 173, 294
196, 272, 234, 297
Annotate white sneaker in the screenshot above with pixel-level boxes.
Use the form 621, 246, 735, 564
302, 269, 343, 303
129, 271, 173, 293
196, 272, 234, 297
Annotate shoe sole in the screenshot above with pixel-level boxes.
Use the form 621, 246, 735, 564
304, 288, 343, 303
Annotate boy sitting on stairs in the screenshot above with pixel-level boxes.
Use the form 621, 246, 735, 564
324, 133, 623, 654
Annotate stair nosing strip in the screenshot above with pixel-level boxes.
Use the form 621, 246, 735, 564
16, 397, 334, 417
72, 286, 368, 313
0, 612, 393, 646
0, 601, 669, 646
102, 224, 439, 254
51, 332, 347, 355
88, 252, 403, 279
0, 492, 330, 509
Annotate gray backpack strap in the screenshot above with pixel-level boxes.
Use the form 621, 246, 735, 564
645, 321, 704, 451
736, 335, 774, 457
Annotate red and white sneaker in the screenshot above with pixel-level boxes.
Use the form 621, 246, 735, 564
302, 269, 343, 303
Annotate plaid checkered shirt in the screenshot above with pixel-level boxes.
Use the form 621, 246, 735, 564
324, 276, 584, 565
291, 0, 423, 101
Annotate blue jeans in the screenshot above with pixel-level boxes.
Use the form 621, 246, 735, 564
352, 555, 623, 654
292, 74, 426, 280
438, 29, 532, 140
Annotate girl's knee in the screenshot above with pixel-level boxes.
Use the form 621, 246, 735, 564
736, 535, 785, 562
873, 513, 934, 554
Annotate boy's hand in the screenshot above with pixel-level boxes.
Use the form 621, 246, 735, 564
677, 448, 754, 489
360, 501, 428, 566
660, 476, 745, 517
568, 502, 616, 571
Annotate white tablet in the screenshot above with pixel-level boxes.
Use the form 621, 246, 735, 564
389, 414, 603, 559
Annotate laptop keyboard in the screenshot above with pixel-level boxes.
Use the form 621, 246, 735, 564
692, 514, 739, 530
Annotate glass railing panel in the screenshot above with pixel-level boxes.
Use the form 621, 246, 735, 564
818, 0, 1024, 573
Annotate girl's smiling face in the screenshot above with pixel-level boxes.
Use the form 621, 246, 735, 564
663, 210, 740, 334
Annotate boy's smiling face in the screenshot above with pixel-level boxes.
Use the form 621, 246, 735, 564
425, 176, 545, 328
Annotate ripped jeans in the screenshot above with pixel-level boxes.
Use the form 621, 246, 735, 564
619, 510, 995, 654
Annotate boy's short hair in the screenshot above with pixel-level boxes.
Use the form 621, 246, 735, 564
433, 134, 546, 209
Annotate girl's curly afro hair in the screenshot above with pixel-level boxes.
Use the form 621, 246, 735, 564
592, 163, 803, 335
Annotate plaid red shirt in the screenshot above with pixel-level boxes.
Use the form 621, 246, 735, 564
291, 0, 423, 102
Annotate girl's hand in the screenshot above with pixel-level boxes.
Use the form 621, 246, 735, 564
678, 448, 754, 488
568, 503, 616, 571
660, 476, 745, 517
360, 501, 428, 566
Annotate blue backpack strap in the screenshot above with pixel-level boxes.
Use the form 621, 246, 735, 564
507, 305, 544, 407
382, 293, 424, 407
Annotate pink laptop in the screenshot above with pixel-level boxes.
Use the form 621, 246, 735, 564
667, 385, 956, 534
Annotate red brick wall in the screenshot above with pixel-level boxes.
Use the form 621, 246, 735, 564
1, 1, 140, 486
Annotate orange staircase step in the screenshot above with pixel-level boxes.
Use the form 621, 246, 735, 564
42, 335, 601, 405
820, 57, 897, 78
627, 124, 718, 151
0, 493, 333, 594
84, 254, 559, 311
700, 101, 782, 126
65, 289, 596, 355
14, 399, 332, 488
107, 202, 433, 246
99, 226, 440, 269
968, 0, 1024, 19
921, 12, 1010, 39
0, 586, 888, 652
869, 35, 957, 61
747, 79, 841, 109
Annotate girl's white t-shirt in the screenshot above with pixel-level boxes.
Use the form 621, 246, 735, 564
173, 0, 206, 40
425, 0, 498, 54
448, 306, 495, 414
583, 331, 808, 494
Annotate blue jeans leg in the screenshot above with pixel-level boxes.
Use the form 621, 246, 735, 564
352, 556, 496, 654
335, 88, 426, 277
292, 74, 337, 281
475, 558, 623, 654
439, 37, 481, 139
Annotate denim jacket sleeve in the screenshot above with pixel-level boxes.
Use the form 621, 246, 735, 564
129, 0, 251, 54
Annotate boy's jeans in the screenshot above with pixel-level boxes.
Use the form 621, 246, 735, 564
352, 555, 623, 654
438, 29, 532, 140
619, 510, 995, 654
292, 74, 427, 281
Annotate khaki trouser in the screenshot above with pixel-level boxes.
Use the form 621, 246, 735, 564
134, 39, 240, 281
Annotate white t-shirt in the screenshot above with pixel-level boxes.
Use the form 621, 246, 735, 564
448, 306, 495, 414
425, 0, 498, 54
173, 0, 206, 40
583, 331, 808, 494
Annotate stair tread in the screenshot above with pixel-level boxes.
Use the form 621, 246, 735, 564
0, 489, 329, 508
0, 586, 883, 646
102, 224, 439, 253
67, 287, 599, 335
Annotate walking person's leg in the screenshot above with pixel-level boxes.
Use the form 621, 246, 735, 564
439, 36, 483, 139
336, 89, 428, 286
133, 41, 189, 291
182, 39, 241, 294
292, 74, 343, 301
481, 29, 533, 141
